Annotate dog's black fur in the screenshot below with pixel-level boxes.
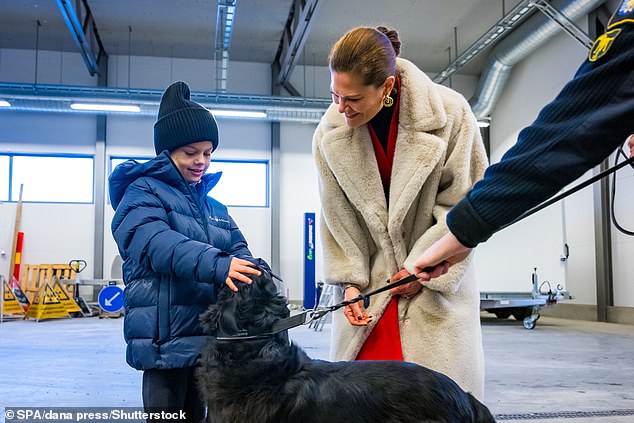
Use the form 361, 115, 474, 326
198, 271, 496, 423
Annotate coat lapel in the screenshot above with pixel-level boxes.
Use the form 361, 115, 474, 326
319, 112, 389, 234
389, 132, 444, 217
388, 59, 447, 233
318, 58, 452, 263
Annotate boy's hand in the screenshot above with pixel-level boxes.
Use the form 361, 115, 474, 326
225, 258, 261, 292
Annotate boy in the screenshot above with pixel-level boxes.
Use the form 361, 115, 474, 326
109, 81, 266, 421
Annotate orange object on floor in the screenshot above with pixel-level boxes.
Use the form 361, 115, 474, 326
356, 296, 403, 361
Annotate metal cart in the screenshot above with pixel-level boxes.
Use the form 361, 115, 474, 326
480, 268, 571, 329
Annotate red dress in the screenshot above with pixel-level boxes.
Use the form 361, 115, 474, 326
356, 85, 403, 361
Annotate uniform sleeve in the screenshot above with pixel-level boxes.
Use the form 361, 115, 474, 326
312, 124, 372, 289
448, 28, 634, 247
112, 180, 231, 286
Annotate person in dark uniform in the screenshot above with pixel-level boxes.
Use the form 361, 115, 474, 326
413, 0, 634, 278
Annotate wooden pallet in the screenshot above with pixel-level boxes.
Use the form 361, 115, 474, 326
20, 264, 77, 302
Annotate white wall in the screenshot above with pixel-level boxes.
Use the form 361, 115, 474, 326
474, 30, 587, 295
0, 49, 95, 86
561, 170, 598, 304
476, 20, 634, 309
603, 0, 634, 309
288, 62, 332, 98
279, 122, 320, 301
611, 153, 634, 307
108, 55, 271, 95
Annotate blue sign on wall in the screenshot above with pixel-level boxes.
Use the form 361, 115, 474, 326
303, 212, 316, 309
98, 285, 124, 313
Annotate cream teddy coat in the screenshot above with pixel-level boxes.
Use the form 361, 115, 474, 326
312, 58, 489, 400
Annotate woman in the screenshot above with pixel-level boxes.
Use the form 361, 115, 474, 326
312, 27, 488, 399
109, 81, 267, 421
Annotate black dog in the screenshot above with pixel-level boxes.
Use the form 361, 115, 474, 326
198, 271, 496, 423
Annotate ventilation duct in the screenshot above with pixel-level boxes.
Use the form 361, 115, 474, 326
0, 83, 331, 123
469, 0, 604, 119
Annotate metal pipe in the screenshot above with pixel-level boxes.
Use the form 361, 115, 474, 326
469, 0, 604, 119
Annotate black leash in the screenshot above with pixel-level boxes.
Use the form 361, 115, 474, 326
291, 269, 434, 328
501, 154, 634, 230
312, 272, 425, 317
216, 270, 433, 341
218, 154, 634, 342
336, 154, 634, 314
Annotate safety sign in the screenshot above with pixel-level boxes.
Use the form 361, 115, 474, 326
98, 285, 124, 313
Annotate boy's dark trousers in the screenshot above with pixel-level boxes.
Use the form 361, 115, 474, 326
142, 367, 206, 423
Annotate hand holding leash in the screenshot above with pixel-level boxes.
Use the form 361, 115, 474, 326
343, 285, 372, 326
221, 269, 439, 339
389, 269, 423, 299
338, 269, 436, 326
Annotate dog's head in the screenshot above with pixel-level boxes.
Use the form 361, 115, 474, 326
200, 269, 290, 339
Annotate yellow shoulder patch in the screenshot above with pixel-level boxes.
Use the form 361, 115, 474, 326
588, 28, 622, 62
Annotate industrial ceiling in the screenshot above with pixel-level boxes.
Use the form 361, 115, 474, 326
0, 0, 605, 121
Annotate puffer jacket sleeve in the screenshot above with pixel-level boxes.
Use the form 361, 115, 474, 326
112, 179, 232, 286
225, 214, 251, 257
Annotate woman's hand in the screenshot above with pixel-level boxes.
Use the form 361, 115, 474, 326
389, 269, 423, 299
343, 285, 372, 326
225, 257, 261, 292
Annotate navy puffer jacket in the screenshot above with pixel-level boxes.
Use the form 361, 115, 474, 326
109, 151, 264, 370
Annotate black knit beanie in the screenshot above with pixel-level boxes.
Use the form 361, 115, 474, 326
153, 81, 219, 154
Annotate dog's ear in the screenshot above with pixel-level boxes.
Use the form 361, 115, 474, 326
211, 298, 247, 336
200, 300, 244, 336
199, 304, 222, 335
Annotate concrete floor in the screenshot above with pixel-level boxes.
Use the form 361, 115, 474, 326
1, 313, 634, 422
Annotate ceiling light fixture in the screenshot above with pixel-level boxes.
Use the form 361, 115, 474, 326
209, 109, 267, 119
70, 103, 141, 113
0, 100, 11, 107
0, 83, 330, 122
215, 0, 237, 92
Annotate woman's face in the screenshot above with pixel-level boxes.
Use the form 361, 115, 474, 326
170, 141, 214, 183
330, 71, 394, 128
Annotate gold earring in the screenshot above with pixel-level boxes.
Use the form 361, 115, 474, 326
383, 95, 394, 107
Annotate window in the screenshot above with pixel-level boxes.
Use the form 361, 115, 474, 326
0, 155, 9, 201
109, 157, 269, 207
110, 157, 149, 174
208, 160, 268, 207
11, 155, 94, 203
